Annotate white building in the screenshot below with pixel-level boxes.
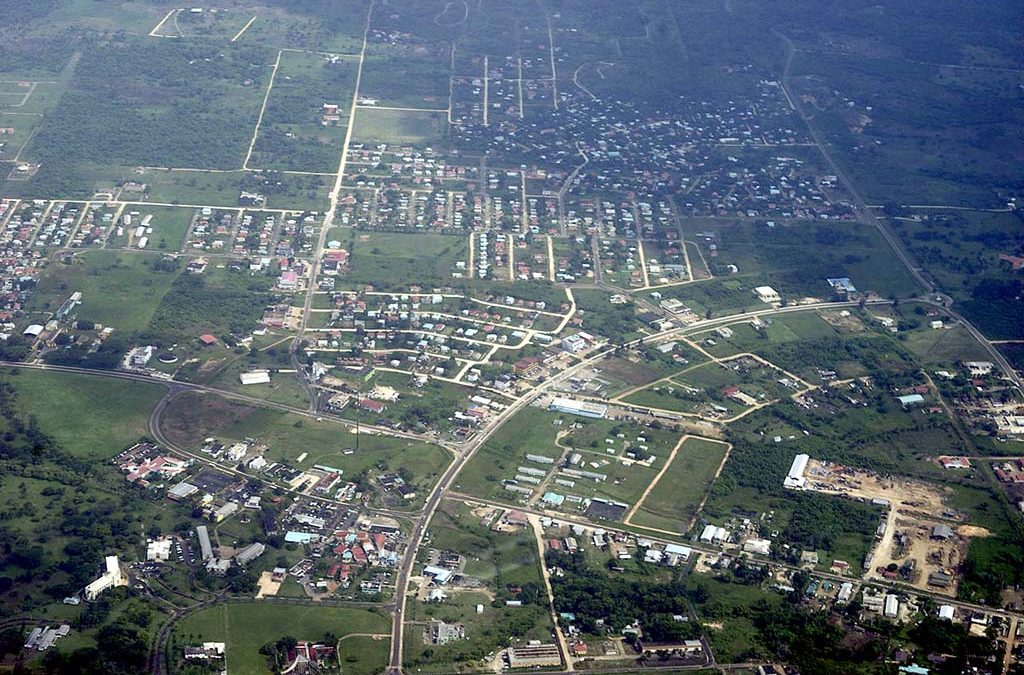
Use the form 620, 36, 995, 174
213, 502, 239, 522
742, 538, 772, 556
147, 539, 172, 562
699, 525, 729, 544
129, 345, 153, 367
196, 526, 214, 561
753, 286, 781, 303
548, 397, 608, 419
235, 542, 265, 565
84, 556, 123, 601
884, 594, 899, 618
240, 370, 271, 385
560, 334, 587, 353
783, 454, 809, 489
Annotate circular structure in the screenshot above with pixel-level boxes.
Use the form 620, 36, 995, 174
158, 352, 178, 364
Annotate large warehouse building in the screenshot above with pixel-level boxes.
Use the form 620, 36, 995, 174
548, 397, 608, 419
783, 453, 809, 490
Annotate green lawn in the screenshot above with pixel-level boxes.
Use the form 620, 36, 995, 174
631, 436, 729, 534
2, 368, 165, 459
172, 602, 390, 675
28, 251, 182, 333
899, 323, 993, 365
348, 230, 466, 288
351, 108, 448, 146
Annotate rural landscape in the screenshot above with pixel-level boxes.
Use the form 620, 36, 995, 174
0, 0, 1022, 674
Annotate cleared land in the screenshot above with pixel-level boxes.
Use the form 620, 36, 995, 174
28, 251, 182, 333
1, 369, 164, 460
173, 603, 390, 675
627, 436, 731, 534
350, 108, 448, 146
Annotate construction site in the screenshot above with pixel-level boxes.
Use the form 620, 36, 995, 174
802, 459, 980, 596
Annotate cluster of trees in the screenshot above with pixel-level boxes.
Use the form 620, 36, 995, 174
143, 272, 273, 344
761, 334, 917, 388
779, 492, 881, 555
252, 58, 352, 171
546, 549, 700, 643
0, 385, 163, 612
44, 333, 129, 370
41, 618, 149, 674
28, 39, 270, 169
575, 291, 639, 345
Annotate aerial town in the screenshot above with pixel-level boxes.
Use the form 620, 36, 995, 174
0, 1, 1021, 674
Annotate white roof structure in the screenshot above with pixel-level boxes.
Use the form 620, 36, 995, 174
742, 538, 772, 556
699, 525, 729, 544
147, 539, 172, 561
783, 454, 809, 489
423, 566, 454, 584
664, 543, 691, 558
196, 526, 213, 560
240, 370, 271, 385
938, 605, 955, 621
84, 556, 123, 601
753, 286, 780, 303
548, 397, 608, 419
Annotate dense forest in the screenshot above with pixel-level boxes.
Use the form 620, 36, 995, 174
142, 270, 273, 345
546, 549, 700, 643
27, 40, 271, 169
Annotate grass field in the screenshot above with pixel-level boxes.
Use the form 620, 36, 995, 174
899, 322, 993, 365
2, 368, 165, 460
348, 230, 466, 287
359, 42, 452, 109
693, 312, 843, 360
630, 436, 729, 534
172, 602, 390, 675
351, 108, 448, 146
28, 251, 182, 333
122, 205, 194, 252
456, 405, 685, 509
684, 219, 922, 301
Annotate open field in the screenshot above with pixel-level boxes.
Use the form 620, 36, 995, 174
172, 602, 390, 675
347, 230, 466, 288
686, 219, 921, 300
456, 404, 685, 515
359, 41, 452, 109
1, 369, 164, 460
113, 204, 194, 252
159, 391, 452, 500
350, 108, 449, 146
403, 498, 555, 672
28, 251, 182, 333
25, 39, 272, 170
628, 436, 730, 534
